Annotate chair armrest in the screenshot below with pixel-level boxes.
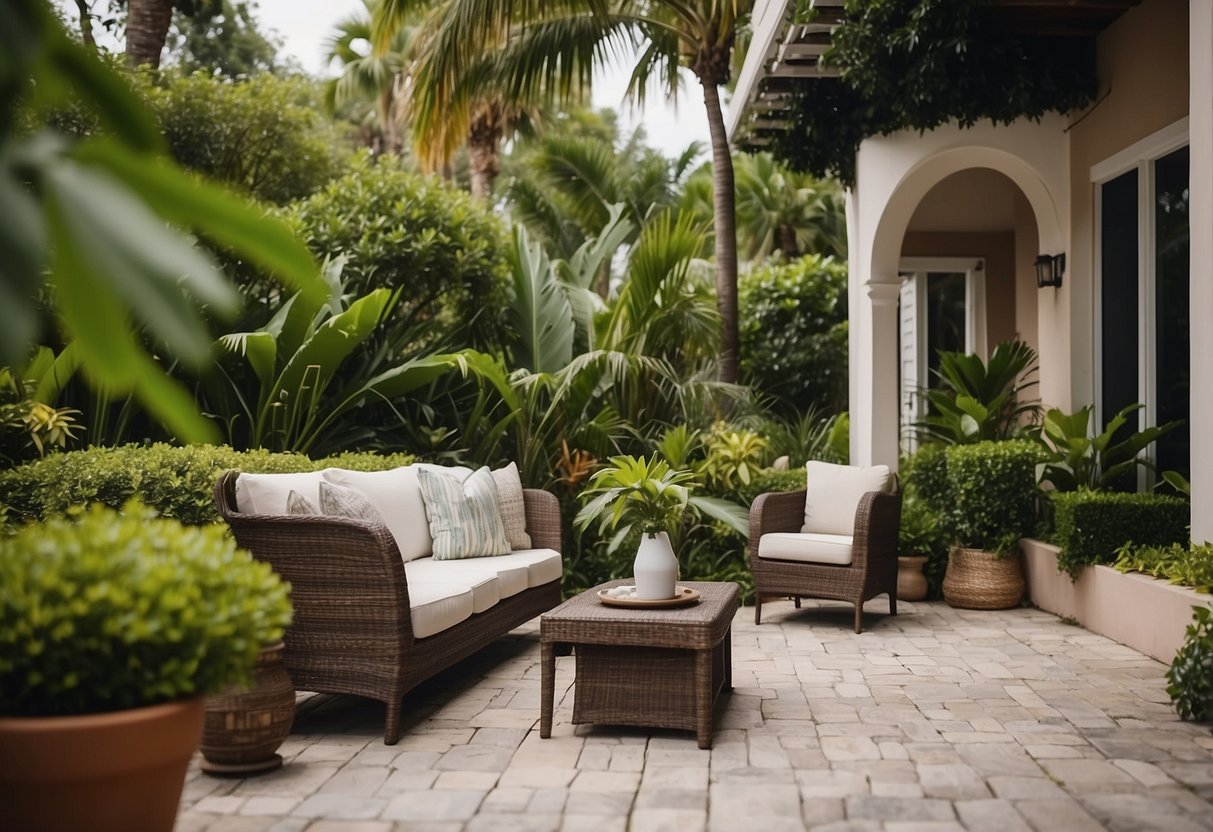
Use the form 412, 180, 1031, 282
851, 475, 902, 571
748, 489, 807, 562
523, 488, 563, 553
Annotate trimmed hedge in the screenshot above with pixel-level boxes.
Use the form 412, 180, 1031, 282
736, 468, 807, 505
1051, 490, 1190, 577
0, 444, 415, 526
946, 440, 1043, 555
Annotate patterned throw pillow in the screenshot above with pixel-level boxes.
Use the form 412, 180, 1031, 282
285, 489, 319, 515
491, 462, 531, 550
417, 466, 511, 560
318, 481, 384, 524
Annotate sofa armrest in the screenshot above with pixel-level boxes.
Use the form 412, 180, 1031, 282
214, 471, 414, 646
523, 488, 563, 553
748, 489, 807, 562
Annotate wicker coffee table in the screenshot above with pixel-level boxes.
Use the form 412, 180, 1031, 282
539, 580, 740, 749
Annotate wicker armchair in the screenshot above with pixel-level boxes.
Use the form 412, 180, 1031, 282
748, 471, 901, 634
214, 471, 563, 744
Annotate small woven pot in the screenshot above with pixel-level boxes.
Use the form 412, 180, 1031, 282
942, 546, 1024, 610
199, 642, 295, 776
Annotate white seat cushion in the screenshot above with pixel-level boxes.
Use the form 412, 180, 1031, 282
236, 470, 331, 515
406, 559, 502, 612
802, 461, 891, 536
478, 549, 563, 588
410, 557, 530, 599
758, 532, 855, 566
406, 582, 474, 639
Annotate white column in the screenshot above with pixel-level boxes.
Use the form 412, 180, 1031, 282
1191, 2, 1213, 543
854, 281, 902, 469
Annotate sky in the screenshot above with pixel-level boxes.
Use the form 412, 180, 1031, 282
255, 0, 715, 161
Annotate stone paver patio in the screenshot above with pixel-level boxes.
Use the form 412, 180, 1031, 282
179, 599, 1213, 831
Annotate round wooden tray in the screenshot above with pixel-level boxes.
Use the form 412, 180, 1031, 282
597, 586, 701, 609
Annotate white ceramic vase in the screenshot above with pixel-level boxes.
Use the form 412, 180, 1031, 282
634, 531, 678, 600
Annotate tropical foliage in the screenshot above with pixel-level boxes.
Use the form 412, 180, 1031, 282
1035, 403, 1183, 492
915, 340, 1041, 445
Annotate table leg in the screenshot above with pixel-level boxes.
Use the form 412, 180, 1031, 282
695, 647, 712, 749
540, 641, 555, 739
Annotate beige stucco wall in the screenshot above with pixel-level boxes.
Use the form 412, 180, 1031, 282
1063, 0, 1190, 409
1013, 190, 1040, 358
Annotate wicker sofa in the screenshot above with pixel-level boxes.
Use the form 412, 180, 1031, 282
214, 470, 563, 744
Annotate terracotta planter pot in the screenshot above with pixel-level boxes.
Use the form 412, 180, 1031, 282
897, 555, 929, 601
0, 697, 204, 832
200, 641, 295, 776
943, 545, 1025, 610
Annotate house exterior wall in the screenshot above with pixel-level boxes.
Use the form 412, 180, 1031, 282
1065, 0, 1190, 412
1190, 2, 1213, 544
848, 118, 1068, 466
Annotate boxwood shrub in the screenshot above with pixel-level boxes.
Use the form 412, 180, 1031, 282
0, 444, 415, 526
1050, 490, 1189, 577
945, 440, 1043, 555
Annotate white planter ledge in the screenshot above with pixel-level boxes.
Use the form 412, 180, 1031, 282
1021, 538, 1213, 664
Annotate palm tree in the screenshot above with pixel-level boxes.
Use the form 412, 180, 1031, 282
375, 0, 750, 382
126, 0, 174, 67
325, 0, 424, 155
683, 152, 847, 264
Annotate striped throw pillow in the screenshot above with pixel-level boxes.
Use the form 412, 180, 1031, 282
417, 466, 511, 560
318, 481, 383, 524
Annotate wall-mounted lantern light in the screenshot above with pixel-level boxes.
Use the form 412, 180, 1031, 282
1035, 253, 1065, 289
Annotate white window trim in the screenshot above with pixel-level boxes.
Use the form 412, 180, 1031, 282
1091, 116, 1189, 486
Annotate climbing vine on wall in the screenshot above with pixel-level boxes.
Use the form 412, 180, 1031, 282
767, 0, 1099, 185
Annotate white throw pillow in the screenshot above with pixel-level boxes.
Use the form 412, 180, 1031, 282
322, 466, 431, 561
491, 462, 531, 550
235, 470, 330, 515
801, 461, 891, 537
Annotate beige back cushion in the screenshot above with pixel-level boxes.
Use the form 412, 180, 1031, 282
801, 461, 891, 536
322, 466, 430, 561
235, 470, 331, 515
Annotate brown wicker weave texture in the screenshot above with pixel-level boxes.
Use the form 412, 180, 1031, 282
941, 546, 1025, 610
214, 471, 564, 745
748, 476, 902, 634
539, 580, 740, 749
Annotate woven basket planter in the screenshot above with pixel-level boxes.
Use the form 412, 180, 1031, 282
943, 546, 1024, 610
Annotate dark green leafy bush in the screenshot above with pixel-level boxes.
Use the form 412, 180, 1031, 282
735, 468, 806, 505
0, 503, 292, 716
1168, 606, 1213, 722
1050, 491, 1190, 577
0, 444, 414, 526
284, 160, 511, 351
946, 440, 1043, 555
1114, 542, 1213, 594
138, 72, 348, 205
902, 444, 951, 516
739, 255, 848, 416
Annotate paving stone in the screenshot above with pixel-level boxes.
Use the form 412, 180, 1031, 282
987, 776, 1066, 801
380, 789, 485, 822
917, 763, 991, 799
629, 808, 707, 832
1078, 793, 1211, 832
843, 796, 955, 822
292, 794, 387, 820
1014, 798, 1106, 832
497, 767, 578, 788
1113, 758, 1177, 787
708, 783, 801, 818
821, 736, 882, 761
559, 814, 628, 832
432, 771, 500, 790
954, 799, 1033, 832
304, 822, 393, 832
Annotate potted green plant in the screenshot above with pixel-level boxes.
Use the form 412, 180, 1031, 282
0, 502, 292, 832
897, 494, 945, 601
576, 455, 747, 600
942, 440, 1043, 609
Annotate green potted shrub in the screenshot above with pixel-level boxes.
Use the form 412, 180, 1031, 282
0, 502, 292, 832
942, 440, 1043, 609
576, 455, 747, 600
897, 494, 946, 601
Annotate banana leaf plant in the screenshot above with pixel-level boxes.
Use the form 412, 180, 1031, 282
915, 340, 1041, 445
214, 257, 452, 453
1035, 403, 1183, 492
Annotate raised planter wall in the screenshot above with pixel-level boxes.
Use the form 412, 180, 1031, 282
1021, 538, 1213, 664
